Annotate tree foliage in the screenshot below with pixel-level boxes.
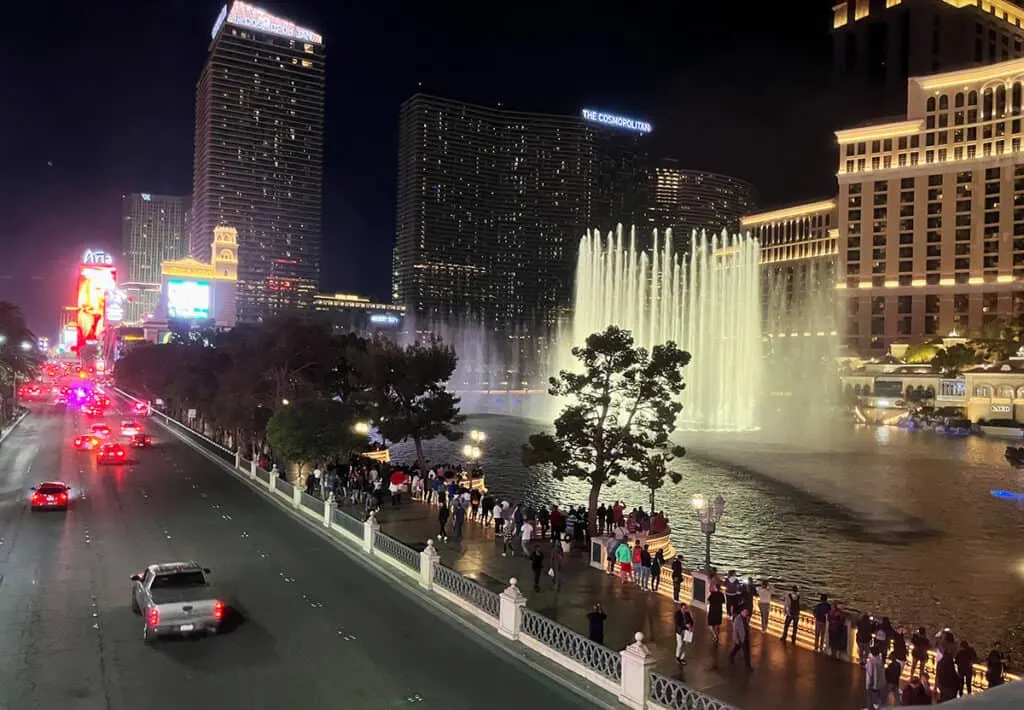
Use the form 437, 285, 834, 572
356, 337, 465, 472
113, 318, 464, 476
930, 343, 983, 377
0, 301, 41, 422
903, 341, 940, 364
522, 326, 690, 534
265, 398, 368, 474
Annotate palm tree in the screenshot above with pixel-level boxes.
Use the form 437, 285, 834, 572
0, 302, 40, 423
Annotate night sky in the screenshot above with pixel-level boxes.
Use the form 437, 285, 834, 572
0, 1, 838, 336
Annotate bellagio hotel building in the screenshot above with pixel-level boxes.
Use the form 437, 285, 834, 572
747, 56, 1024, 354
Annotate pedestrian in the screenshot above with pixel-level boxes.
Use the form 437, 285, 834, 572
812, 593, 830, 652
900, 676, 931, 705
985, 643, 1006, 688
615, 540, 633, 583
651, 548, 664, 592
605, 537, 619, 575
588, 603, 607, 645
884, 653, 903, 706
631, 542, 643, 586
707, 583, 725, 647
724, 571, 740, 616
671, 553, 684, 601
639, 544, 652, 591
520, 517, 534, 557
782, 585, 800, 643
501, 520, 515, 557
936, 648, 959, 702
757, 580, 773, 633
596, 503, 606, 535
674, 602, 695, 665
453, 498, 466, 541
550, 541, 565, 591
910, 626, 931, 679
437, 503, 450, 542
864, 644, 885, 710
729, 607, 752, 669
529, 547, 544, 592
827, 602, 847, 659
955, 640, 978, 696
857, 614, 877, 665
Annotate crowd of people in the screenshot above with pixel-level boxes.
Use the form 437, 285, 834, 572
291, 456, 1012, 707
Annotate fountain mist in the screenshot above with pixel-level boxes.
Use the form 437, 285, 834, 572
567, 225, 763, 431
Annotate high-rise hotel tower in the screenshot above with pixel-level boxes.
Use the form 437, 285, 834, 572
190, 2, 325, 322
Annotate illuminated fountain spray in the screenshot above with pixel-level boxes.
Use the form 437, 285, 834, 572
568, 225, 762, 430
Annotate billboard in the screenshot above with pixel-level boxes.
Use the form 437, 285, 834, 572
76, 264, 116, 351
166, 279, 211, 320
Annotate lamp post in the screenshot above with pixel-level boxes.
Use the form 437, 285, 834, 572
691, 494, 726, 572
353, 421, 370, 435
461, 444, 482, 461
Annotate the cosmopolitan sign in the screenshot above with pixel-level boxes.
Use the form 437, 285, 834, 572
214, 1, 323, 44
82, 249, 113, 266
581, 109, 653, 134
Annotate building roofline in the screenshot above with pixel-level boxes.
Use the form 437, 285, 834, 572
911, 56, 1024, 91
741, 198, 836, 227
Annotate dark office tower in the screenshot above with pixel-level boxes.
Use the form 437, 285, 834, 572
121, 192, 190, 325
590, 130, 653, 237
648, 161, 755, 248
393, 95, 595, 332
833, 0, 1024, 124
191, 2, 325, 322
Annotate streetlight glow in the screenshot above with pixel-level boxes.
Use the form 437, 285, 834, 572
281, 398, 290, 406
462, 444, 481, 460
353, 421, 370, 435
20, 340, 32, 351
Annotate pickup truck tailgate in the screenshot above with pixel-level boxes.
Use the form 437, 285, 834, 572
151, 588, 219, 624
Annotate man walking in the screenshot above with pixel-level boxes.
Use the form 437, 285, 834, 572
674, 603, 694, 665
671, 554, 684, 602
864, 645, 885, 710
729, 608, 752, 669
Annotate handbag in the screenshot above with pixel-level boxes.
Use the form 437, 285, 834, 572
547, 567, 555, 578
683, 629, 694, 644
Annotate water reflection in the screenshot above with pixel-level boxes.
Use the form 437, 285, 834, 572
390, 414, 1024, 656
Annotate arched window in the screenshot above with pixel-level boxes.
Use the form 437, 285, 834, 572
955, 92, 965, 108
925, 386, 936, 399
997, 85, 1007, 115
939, 94, 949, 110
1014, 82, 1023, 114
998, 385, 1015, 399
983, 89, 994, 119
1015, 385, 1024, 399
968, 90, 979, 105
927, 96, 937, 112
974, 385, 994, 398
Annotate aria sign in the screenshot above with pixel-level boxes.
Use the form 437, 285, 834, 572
581, 109, 653, 134
82, 249, 113, 266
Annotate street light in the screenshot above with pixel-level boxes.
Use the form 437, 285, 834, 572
462, 444, 482, 460
353, 421, 370, 435
20, 341, 32, 351
281, 398, 290, 406
691, 494, 726, 572
469, 429, 486, 443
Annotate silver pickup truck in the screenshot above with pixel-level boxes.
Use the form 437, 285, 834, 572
130, 561, 225, 643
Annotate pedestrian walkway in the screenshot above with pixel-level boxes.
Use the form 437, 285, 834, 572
348, 499, 864, 710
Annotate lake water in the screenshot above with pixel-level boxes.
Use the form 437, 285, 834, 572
390, 414, 1024, 657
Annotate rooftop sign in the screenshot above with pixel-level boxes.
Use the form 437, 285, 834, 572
82, 249, 114, 266
581, 109, 652, 134
214, 2, 323, 45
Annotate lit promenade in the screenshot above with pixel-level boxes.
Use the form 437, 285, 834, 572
345, 498, 864, 710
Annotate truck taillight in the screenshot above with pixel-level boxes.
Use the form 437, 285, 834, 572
147, 607, 159, 627
213, 600, 224, 621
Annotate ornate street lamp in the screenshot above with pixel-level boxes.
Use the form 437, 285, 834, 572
462, 444, 482, 460
691, 494, 726, 572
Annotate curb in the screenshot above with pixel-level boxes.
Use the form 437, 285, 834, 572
0, 409, 29, 445
113, 389, 621, 709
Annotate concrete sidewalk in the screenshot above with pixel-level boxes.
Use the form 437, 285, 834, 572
347, 497, 865, 710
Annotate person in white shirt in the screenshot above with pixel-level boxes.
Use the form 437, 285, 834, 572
520, 520, 534, 556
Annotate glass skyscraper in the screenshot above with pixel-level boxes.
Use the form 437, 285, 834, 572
121, 192, 190, 325
190, 1, 325, 322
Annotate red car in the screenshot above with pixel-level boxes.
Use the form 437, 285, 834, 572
31, 482, 71, 511
97, 442, 127, 464
72, 434, 101, 451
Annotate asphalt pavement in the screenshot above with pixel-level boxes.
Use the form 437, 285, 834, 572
0, 401, 600, 710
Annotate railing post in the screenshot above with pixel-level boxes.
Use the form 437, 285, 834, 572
498, 577, 526, 640
234, 449, 241, 470
362, 511, 378, 554
618, 632, 656, 709
419, 539, 438, 589
323, 495, 332, 527
268, 465, 278, 493
292, 485, 302, 509
249, 458, 257, 479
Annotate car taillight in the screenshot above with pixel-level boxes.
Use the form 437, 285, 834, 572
31, 493, 42, 505
116, 450, 124, 457
147, 607, 159, 627
58, 493, 68, 503
213, 600, 224, 621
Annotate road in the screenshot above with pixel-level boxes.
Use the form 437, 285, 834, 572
0, 401, 599, 710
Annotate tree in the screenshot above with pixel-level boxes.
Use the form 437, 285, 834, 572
265, 398, 368, 479
522, 326, 690, 535
931, 343, 983, 377
638, 453, 683, 512
0, 301, 41, 421
359, 337, 465, 473
903, 341, 940, 364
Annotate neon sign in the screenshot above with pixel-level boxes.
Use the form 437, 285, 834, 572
224, 2, 323, 45
370, 314, 400, 325
82, 249, 113, 266
581, 109, 653, 134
